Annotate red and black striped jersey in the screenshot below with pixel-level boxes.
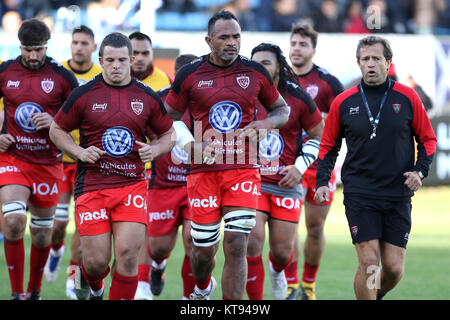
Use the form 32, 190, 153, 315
165, 54, 280, 174
317, 78, 437, 199
54, 74, 173, 198
0, 56, 78, 164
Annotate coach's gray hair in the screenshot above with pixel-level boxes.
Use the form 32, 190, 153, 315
356, 36, 393, 61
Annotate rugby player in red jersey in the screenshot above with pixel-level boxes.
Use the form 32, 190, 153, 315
135, 54, 198, 300
246, 43, 323, 300
50, 32, 175, 300
164, 10, 290, 300
286, 22, 344, 300
0, 18, 78, 300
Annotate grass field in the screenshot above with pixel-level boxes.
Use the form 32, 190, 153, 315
1, 186, 449, 300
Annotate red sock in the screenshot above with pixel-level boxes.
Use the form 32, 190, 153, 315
27, 244, 50, 293
181, 254, 195, 299
302, 262, 319, 283
195, 274, 211, 290
246, 255, 264, 300
284, 261, 299, 285
108, 271, 138, 300
4, 238, 25, 294
81, 263, 110, 291
52, 240, 64, 252
138, 264, 151, 282
268, 250, 293, 273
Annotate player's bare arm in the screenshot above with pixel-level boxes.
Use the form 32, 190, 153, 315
49, 121, 106, 163
136, 126, 175, 163
279, 121, 324, 189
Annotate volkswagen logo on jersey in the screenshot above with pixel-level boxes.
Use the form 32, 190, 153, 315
209, 101, 242, 133
259, 130, 284, 161
171, 145, 189, 164
14, 102, 44, 132
102, 126, 134, 158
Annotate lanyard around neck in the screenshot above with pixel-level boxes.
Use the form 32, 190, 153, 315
359, 79, 391, 139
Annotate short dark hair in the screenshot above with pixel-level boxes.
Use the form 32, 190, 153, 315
99, 32, 132, 57
356, 35, 393, 61
128, 31, 152, 46
290, 22, 318, 48
18, 18, 51, 46
72, 25, 95, 40
174, 54, 198, 73
207, 10, 239, 35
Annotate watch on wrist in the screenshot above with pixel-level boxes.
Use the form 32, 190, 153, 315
417, 170, 424, 180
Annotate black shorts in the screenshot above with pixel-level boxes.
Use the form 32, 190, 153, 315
343, 195, 412, 248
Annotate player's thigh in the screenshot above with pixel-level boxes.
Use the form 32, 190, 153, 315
268, 218, 298, 255
80, 231, 112, 268
304, 200, 331, 230
247, 210, 268, 256
112, 221, 146, 259
380, 241, 406, 274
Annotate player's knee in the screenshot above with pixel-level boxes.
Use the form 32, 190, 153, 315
223, 210, 256, 234
382, 260, 404, 278
2, 201, 27, 237
247, 233, 264, 257
306, 221, 325, 239
83, 255, 110, 275
223, 232, 247, 259
271, 245, 293, 265
190, 221, 221, 248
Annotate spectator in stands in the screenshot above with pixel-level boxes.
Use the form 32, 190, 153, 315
313, 0, 343, 32
342, 0, 371, 33
223, 0, 259, 31
272, 0, 312, 31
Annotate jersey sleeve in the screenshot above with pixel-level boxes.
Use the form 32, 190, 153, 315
410, 87, 437, 177
146, 94, 173, 136
53, 89, 83, 132
295, 88, 322, 131
257, 71, 280, 107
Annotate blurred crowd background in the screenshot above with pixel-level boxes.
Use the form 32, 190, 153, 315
0, 0, 449, 34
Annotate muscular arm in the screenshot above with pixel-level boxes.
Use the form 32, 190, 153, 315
49, 121, 105, 163
264, 94, 291, 129
164, 101, 183, 121
136, 126, 175, 163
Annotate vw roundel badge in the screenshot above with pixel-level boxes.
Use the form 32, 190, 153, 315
15, 102, 44, 132
259, 130, 284, 161
102, 126, 134, 158
209, 101, 242, 133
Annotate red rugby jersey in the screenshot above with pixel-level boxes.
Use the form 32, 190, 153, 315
165, 55, 280, 174
0, 56, 78, 164
54, 74, 173, 198
148, 86, 189, 189
256, 81, 322, 185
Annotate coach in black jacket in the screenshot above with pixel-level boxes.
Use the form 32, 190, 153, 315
314, 36, 437, 300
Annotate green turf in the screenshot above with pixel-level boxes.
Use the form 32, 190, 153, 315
1, 186, 449, 300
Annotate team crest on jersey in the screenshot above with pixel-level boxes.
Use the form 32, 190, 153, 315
392, 104, 401, 114
41, 79, 54, 93
236, 75, 250, 89
306, 85, 319, 99
259, 130, 284, 161
209, 101, 242, 133
102, 126, 134, 158
131, 100, 143, 115
15, 102, 44, 132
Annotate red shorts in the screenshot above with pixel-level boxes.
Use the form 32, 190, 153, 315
257, 191, 302, 223
0, 153, 63, 208
74, 181, 148, 236
302, 167, 337, 206
60, 163, 76, 194
146, 186, 191, 236
187, 169, 260, 224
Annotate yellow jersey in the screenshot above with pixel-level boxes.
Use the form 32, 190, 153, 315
61, 60, 102, 163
